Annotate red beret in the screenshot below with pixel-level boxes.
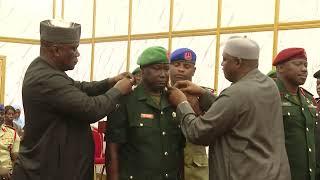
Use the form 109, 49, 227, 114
272, 48, 307, 66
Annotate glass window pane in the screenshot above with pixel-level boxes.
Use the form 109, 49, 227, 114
218, 32, 273, 93
221, 0, 274, 27
171, 36, 216, 88
131, 0, 170, 34
278, 29, 320, 95
130, 39, 168, 72
64, 0, 93, 38
96, 0, 129, 37
279, 0, 320, 22
66, 44, 91, 81
0, 0, 52, 39
0, 43, 39, 107
93, 41, 127, 81
173, 0, 217, 30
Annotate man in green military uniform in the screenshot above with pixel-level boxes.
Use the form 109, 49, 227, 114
107, 46, 185, 180
169, 48, 209, 180
313, 69, 320, 179
273, 47, 318, 180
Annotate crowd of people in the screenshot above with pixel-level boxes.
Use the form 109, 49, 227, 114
0, 19, 319, 180
0, 105, 23, 179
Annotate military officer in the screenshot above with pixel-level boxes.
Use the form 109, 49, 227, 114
0, 117, 20, 179
313, 70, 320, 179
169, 48, 209, 180
273, 47, 318, 180
106, 46, 185, 180
313, 70, 320, 109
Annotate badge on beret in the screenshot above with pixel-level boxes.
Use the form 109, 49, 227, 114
141, 113, 154, 119
172, 112, 176, 118
184, 52, 193, 61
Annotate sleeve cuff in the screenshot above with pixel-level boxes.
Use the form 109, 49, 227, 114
199, 91, 215, 111
177, 101, 196, 122
105, 87, 122, 105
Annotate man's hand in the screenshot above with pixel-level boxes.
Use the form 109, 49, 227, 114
109, 72, 134, 86
167, 87, 187, 107
114, 78, 134, 95
174, 80, 206, 97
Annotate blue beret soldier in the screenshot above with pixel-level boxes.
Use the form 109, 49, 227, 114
169, 48, 209, 180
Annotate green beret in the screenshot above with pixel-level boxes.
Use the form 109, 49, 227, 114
40, 19, 81, 44
137, 46, 169, 67
132, 67, 141, 75
267, 69, 277, 78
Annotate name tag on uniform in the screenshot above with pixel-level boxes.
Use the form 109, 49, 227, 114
141, 113, 154, 119
282, 101, 292, 106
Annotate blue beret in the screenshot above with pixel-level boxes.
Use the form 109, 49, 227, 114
170, 48, 196, 64
0, 104, 4, 111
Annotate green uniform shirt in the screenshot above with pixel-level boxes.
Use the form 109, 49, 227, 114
107, 84, 185, 180
276, 79, 317, 180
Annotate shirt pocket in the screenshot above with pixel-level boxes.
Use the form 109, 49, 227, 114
191, 154, 208, 167
129, 117, 154, 128
282, 105, 305, 134
1, 137, 13, 150
128, 116, 155, 141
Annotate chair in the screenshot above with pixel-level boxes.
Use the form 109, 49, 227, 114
92, 127, 105, 180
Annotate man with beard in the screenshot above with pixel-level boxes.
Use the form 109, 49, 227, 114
166, 36, 291, 180
273, 48, 317, 180
169, 48, 209, 180
106, 46, 185, 180
12, 19, 134, 180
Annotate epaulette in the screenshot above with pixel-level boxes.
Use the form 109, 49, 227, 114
300, 87, 317, 105
299, 87, 314, 98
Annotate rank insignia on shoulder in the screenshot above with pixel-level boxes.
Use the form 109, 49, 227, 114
308, 104, 317, 109
141, 113, 154, 119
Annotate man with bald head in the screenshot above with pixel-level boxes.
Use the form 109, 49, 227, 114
273, 48, 318, 180
167, 36, 291, 180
